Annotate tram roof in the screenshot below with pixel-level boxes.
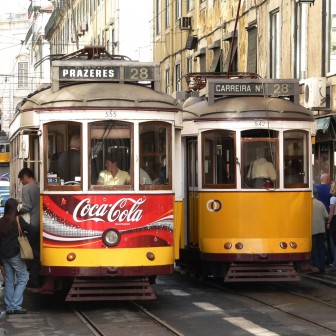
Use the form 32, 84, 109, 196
182, 96, 313, 121
18, 82, 180, 112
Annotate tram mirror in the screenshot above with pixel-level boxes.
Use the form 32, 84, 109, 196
19, 135, 29, 159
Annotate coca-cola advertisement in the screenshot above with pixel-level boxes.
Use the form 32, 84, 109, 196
42, 194, 174, 248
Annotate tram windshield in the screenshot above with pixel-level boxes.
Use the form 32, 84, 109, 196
283, 131, 309, 187
241, 129, 278, 189
90, 121, 132, 190
46, 122, 82, 188
202, 130, 235, 188
44, 120, 172, 191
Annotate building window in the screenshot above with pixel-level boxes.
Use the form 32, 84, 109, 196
175, 63, 181, 92
295, 4, 308, 79
18, 62, 28, 88
187, 0, 194, 12
156, 0, 161, 35
175, 0, 181, 20
223, 33, 237, 72
327, 0, 336, 74
165, 68, 170, 95
165, 0, 170, 28
247, 24, 257, 74
270, 9, 280, 79
187, 57, 193, 74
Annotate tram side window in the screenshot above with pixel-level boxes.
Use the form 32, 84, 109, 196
46, 122, 81, 188
202, 130, 235, 188
90, 121, 133, 190
284, 131, 309, 188
241, 130, 278, 189
139, 122, 171, 189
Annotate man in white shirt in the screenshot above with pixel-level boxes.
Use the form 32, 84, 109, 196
248, 147, 276, 188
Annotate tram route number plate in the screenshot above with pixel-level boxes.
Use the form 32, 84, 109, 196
213, 82, 295, 96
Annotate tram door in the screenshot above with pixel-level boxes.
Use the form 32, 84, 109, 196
186, 138, 199, 246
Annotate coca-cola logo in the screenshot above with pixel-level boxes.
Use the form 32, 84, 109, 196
73, 197, 145, 223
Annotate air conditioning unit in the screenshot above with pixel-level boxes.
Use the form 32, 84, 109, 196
303, 77, 326, 109
179, 16, 192, 30
80, 21, 88, 32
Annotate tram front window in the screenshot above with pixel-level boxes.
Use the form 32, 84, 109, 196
202, 130, 235, 188
46, 122, 82, 188
284, 131, 309, 188
241, 130, 278, 189
139, 122, 171, 189
90, 121, 133, 190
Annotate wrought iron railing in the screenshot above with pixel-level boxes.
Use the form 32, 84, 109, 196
44, 0, 68, 38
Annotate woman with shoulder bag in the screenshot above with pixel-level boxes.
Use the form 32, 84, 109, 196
0, 198, 31, 315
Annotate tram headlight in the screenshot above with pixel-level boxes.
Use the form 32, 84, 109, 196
280, 242, 288, 249
146, 252, 155, 261
67, 253, 76, 261
102, 229, 121, 247
290, 242, 297, 249
235, 242, 243, 250
224, 242, 232, 249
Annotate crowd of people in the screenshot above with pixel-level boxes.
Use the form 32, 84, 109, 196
311, 173, 336, 273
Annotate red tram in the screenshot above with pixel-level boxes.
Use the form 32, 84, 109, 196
9, 47, 183, 300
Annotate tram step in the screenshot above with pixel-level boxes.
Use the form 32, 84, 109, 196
224, 263, 300, 282
65, 277, 156, 301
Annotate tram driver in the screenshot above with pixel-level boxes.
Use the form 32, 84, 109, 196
97, 155, 131, 185
247, 147, 276, 188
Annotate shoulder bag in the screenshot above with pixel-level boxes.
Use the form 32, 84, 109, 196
17, 217, 34, 260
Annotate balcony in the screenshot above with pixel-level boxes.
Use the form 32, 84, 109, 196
44, 0, 68, 39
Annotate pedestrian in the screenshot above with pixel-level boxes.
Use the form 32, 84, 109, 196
314, 173, 334, 265
328, 182, 336, 257
312, 189, 328, 273
0, 198, 32, 314
18, 167, 41, 288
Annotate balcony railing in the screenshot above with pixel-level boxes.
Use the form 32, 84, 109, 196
44, 0, 68, 39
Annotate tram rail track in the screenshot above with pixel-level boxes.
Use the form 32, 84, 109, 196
70, 300, 183, 336
210, 279, 336, 334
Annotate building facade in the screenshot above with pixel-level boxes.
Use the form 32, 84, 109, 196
44, 0, 152, 61
0, 11, 30, 132
152, 0, 336, 182
25, 0, 52, 90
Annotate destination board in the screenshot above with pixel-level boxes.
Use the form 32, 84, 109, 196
208, 79, 299, 104
59, 66, 120, 80
58, 66, 156, 82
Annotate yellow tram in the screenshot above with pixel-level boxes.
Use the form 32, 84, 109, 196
177, 74, 314, 281
9, 47, 183, 300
